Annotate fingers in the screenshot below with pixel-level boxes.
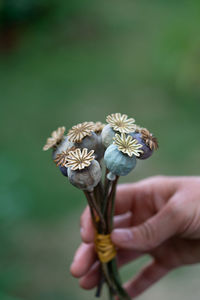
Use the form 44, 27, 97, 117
124, 260, 169, 298
80, 176, 177, 244
112, 199, 180, 251
79, 249, 143, 290
79, 261, 101, 289
81, 208, 133, 244
71, 242, 143, 290
113, 212, 132, 229
72, 213, 134, 278
114, 176, 177, 216
80, 206, 95, 243
70, 243, 97, 277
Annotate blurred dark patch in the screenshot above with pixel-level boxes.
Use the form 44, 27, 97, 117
0, 0, 53, 52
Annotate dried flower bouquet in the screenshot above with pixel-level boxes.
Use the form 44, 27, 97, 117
43, 113, 158, 300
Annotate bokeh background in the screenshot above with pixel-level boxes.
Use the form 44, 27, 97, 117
1, 0, 200, 299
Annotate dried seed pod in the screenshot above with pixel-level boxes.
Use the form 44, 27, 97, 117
67, 122, 95, 143
95, 134, 106, 161
101, 124, 115, 148
129, 129, 158, 160
106, 113, 136, 133
104, 144, 137, 176
58, 165, 68, 177
113, 133, 143, 157
52, 137, 75, 160
43, 126, 66, 151
93, 122, 106, 135
68, 160, 102, 192
75, 132, 99, 153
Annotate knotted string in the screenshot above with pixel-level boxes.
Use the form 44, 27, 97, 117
95, 233, 116, 263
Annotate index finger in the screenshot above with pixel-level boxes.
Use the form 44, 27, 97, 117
80, 205, 95, 243
80, 178, 160, 243
114, 176, 177, 216
80, 176, 176, 243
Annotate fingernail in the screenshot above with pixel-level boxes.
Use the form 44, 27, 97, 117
112, 229, 133, 243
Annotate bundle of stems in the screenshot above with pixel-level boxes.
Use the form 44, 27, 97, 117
84, 169, 131, 300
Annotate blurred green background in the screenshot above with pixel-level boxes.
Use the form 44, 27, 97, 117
1, 0, 200, 299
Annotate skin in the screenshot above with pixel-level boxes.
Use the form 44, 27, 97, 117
70, 176, 200, 298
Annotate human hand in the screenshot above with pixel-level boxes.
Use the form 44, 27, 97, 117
70, 176, 200, 298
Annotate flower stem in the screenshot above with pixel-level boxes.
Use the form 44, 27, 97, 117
102, 263, 117, 292
108, 259, 131, 300
102, 179, 112, 219
94, 181, 104, 207
84, 190, 106, 232
108, 176, 119, 232
108, 286, 115, 300
95, 270, 104, 298
83, 191, 97, 228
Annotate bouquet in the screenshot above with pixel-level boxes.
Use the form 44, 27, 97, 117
43, 113, 158, 300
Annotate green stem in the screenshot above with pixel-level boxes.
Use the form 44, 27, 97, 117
108, 286, 115, 300
102, 179, 112, 218
109, 176, 119, 232
106, 176, 131, 299
94, 181, 104, 207
102, 263, 117, 292
108, 259, 131, 300
95, 269, 104, 298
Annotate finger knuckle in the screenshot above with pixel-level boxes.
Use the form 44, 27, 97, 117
139, 222, 158, 249
167, 201, 184, 222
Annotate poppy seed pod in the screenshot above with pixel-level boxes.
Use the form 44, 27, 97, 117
52, 136, 74, 160
129, 132, 153, 159
75, 132, 98, 153
68, 160, 102, 192
59, 165, 68, 177
101, 124, 115, 148
95, 134, 106, 161
104, 144, 137, 176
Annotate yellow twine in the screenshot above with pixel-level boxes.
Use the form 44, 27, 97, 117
95, 233, 116, 263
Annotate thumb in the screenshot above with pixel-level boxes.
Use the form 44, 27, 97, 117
111, 204, 179, 251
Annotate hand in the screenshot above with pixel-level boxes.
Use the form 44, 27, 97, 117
70, 176, 200, 298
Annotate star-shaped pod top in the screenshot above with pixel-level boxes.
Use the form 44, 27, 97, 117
93, 122, 106, 134
54, 146, 76, 167
66, 148, 95, 171
113, 133, 143, 157
135, 127, 158, 150
43, 126, 66, 151
106, 113, 136, 133
67, 122, 95, 143
140, 128, 158, 150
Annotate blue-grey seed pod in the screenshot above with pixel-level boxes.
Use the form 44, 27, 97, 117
129, 132, 153, 160
75, 132, 98, 153
95, 134, 106, 161
68, 160, 102, 192
101, 124, 115, 148
104, 144, 137, 176
52, 136, 74, 160
59, 165, 68, 177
